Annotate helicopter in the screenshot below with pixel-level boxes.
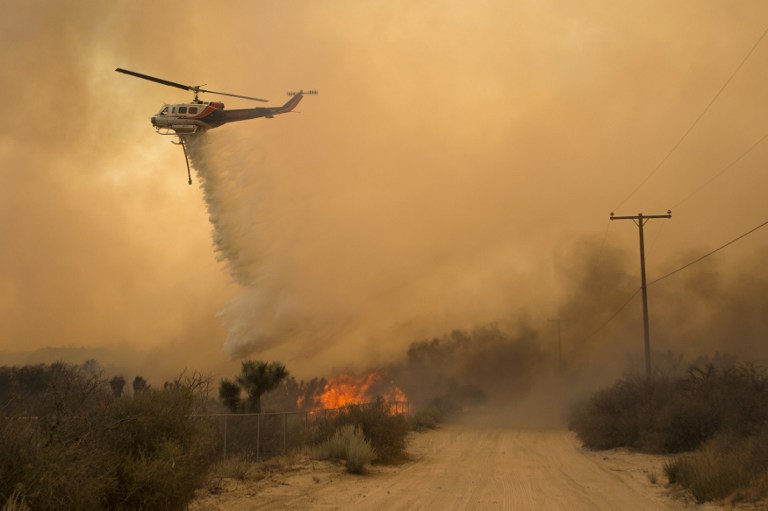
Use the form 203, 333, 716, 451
115, 68, 316, 184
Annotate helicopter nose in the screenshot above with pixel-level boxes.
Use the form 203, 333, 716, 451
151, 116, 157, 126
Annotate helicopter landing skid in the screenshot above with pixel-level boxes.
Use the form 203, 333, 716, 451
156, 126, 199, 136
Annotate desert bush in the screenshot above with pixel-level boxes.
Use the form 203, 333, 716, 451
410, 396, 461, 431
569, 363, 768, 453
103, 388, 217, 510
310, 398, 409, 463
311, 424, 374, 474
210, 456, 262, 481
0, 362, 217, 511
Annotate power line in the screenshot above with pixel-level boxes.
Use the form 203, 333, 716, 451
672, 132, 768, 210
648, 218, 768, 286
579, 287, 641, 344
614, 25, 768, 211
547, 318, 568, 370
578, 217, 768, 345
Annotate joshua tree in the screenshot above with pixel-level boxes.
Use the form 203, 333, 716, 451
109, 376, 126, 397
132, 375, 149, 394
236, 361, 289, 413
218, 378, 242, 413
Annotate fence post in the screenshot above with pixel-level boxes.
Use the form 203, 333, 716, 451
223, 415, 228, 459
283, 413, 288, 454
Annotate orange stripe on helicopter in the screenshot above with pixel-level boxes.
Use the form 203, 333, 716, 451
193, 104, 220, 119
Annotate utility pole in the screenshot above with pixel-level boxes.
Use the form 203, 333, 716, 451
547, 318, 568, 370
610, 211, 671, 379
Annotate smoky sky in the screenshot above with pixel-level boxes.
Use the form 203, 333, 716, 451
2, 1, 768, 382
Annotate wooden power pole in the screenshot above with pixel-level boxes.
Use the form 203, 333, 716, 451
610, 211, 671, 379
547, 318, 568, 370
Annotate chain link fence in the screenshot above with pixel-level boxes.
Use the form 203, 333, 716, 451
190, 401, 410, 460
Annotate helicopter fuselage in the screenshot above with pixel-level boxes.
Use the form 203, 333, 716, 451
151, 101, 225, 135
150, 92, 304, 135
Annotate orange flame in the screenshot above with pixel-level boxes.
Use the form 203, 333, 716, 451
300, 371, 407, 412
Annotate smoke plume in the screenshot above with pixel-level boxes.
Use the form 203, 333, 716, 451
2, 1, 768, 388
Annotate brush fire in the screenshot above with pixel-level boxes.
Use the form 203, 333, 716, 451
298, 371, 407, 413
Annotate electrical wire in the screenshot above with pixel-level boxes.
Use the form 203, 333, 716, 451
578, 287, 641, 345
576, 217, 768, 344
672, 132, 768, 210
648, 218, 768, 286
614, 25, 768, 212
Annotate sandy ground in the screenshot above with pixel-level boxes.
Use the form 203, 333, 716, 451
191, 424, 727, 510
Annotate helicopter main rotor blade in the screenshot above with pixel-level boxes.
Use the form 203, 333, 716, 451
197, 89, 268, 102
115, 68, 194, 92
116, 68, 269, 102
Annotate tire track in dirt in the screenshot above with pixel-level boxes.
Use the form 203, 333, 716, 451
193, 424, 724, 510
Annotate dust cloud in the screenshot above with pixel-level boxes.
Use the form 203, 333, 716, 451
2, 1, 768, 391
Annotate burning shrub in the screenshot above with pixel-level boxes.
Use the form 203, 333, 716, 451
300, 371, 407, 411
311, 398, 409, 463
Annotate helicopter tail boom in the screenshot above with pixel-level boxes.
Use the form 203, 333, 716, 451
219, 91, 304, 125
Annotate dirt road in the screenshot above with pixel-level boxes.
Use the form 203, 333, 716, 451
193, 424, 722, 510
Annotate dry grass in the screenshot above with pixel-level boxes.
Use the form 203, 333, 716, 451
210, 457, 264, 481
1, 491, 30, 511
665, 430, 768, 503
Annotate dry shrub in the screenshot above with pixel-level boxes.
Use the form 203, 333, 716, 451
0, 362, 217, 511
312, 398, 409, 463
569, 363, 768, 453
410, 396, 461, 431
211, 457, 260, 481
311, 424, 374, 474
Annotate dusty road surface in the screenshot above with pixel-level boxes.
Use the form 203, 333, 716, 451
193, 424, 722, 510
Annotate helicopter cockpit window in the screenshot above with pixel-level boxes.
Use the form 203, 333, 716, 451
178, 106, 188, 114
159, 106, 169, 115
189, 107, 198, 114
